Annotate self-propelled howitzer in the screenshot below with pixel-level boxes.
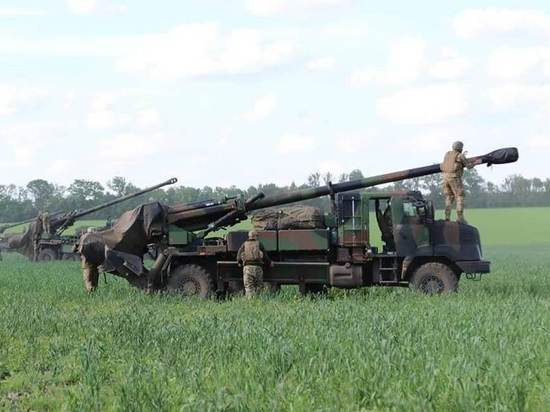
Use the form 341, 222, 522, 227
85, 147, 518, 297
8, 178, 178, 261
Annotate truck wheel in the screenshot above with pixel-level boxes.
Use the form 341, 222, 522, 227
37, 248, 58, 262
409, 262, 458, 295
167, 264, 214, 299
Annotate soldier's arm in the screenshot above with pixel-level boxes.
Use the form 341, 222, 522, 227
459, 153, 475, 169
236, 245, 244, 266
260, 243, 272, 266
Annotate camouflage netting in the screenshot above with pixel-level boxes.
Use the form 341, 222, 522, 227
251, 206, 326, 230
98, 202, 167, 256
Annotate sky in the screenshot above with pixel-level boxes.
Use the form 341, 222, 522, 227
0, 0, 548, 189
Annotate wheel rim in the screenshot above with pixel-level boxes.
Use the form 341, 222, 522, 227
177, 277, 201, 296
419, 275, 445, 294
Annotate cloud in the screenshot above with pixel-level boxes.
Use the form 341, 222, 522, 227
87, 91, 161, 129
0, 85, 49, 116
97, 133, 165, 164
350, 37, 425, 87
114, 24, 296, 80
334, 132, 370, 153
429, 48, 471, 80
376, 84, 469, 125
487, 47, 550, 79
350, 40, 471, 87
243, 94, 277, 122
244, 0, 351, 17
306, 57, 335, 72
454, 8, 550, 39
401, 130, 453, 153
66, 0, 127, 16
277, 133, 315, 154
0, 7, 46, 17
486, 83, 550, 112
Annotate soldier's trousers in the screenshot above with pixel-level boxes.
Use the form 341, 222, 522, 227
82, 257, 99, 292
443, 177, 465, 221
243, 265, 263, 298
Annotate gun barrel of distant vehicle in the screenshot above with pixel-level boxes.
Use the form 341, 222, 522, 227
0, 217, 37, 233
70, 178, 178, 221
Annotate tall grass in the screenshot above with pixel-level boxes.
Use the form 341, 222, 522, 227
0, 208, 549, 410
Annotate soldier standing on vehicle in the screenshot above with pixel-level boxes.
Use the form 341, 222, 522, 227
41, 211, 51, 235
33, 213, 44, 261
237, 230, 272, 298
441, 141, 474, 223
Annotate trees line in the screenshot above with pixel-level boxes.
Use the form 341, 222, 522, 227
1, 170, 548, 223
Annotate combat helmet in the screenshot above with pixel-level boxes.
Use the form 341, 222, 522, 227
452, 141, 464, 152
248, 230, 258, 240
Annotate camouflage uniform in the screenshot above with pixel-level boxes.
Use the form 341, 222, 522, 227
237, 231, 271, 298
441, 142, 472, 223
78, 229, 101, 293
41, 212, 50, 235
33, 214, 44, 261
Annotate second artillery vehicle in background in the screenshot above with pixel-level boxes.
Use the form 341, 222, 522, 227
7, 178, 177, 261
80, 148, 519, 296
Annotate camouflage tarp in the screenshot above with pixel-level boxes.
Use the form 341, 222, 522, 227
99, 202, 167, 256
7, 220, 41, 260
251, 206, 326, 230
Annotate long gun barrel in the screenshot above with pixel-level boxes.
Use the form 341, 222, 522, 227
0, 217, 38, 234
52, 178, 178, 233
167, 148, 518, 232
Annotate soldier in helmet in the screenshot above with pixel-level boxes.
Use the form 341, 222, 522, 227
441, 141, 474, 223
237, 230, 272, 298
41, 211, 51, 236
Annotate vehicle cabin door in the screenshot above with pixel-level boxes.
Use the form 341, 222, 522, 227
391, 197, 432, 257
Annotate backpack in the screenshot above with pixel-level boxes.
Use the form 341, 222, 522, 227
243, 240, 264, 263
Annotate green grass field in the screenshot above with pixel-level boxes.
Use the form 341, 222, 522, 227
0, 208, 549, 410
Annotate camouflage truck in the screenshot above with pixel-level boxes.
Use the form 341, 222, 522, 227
80, 148, 519, 296
7, 178, 177, 261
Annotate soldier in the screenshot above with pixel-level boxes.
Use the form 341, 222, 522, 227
441, 141, 474, 223
237, 230, 272, 298
41, 211, 51, 236
78, 228, 101, 293
33, 212, 44, 261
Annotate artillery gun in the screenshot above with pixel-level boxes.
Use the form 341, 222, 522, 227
80, 148, 519, 296
7, 178, 177, 261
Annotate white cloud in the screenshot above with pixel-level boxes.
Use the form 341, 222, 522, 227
350, 37, 425, 87
114, 24, 296, 80
97, 133, 164, 164
277, 133, 315, 154
454, 8, 550, 39
334, 132, 370, 153
0, 85, 49, 116
245, 0, 351, 17
487, 47, 550, 79
306, 57, 336, 72
350, 40, 472, 87
87, 91, 161, 129
376, 84, 469, 125
486, 83, 550, 112
429, 48, 471, 80
66, 0, 127, 16
0, 7, 46, 17
401, 130, 453, 153
243, 94, 277, 122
